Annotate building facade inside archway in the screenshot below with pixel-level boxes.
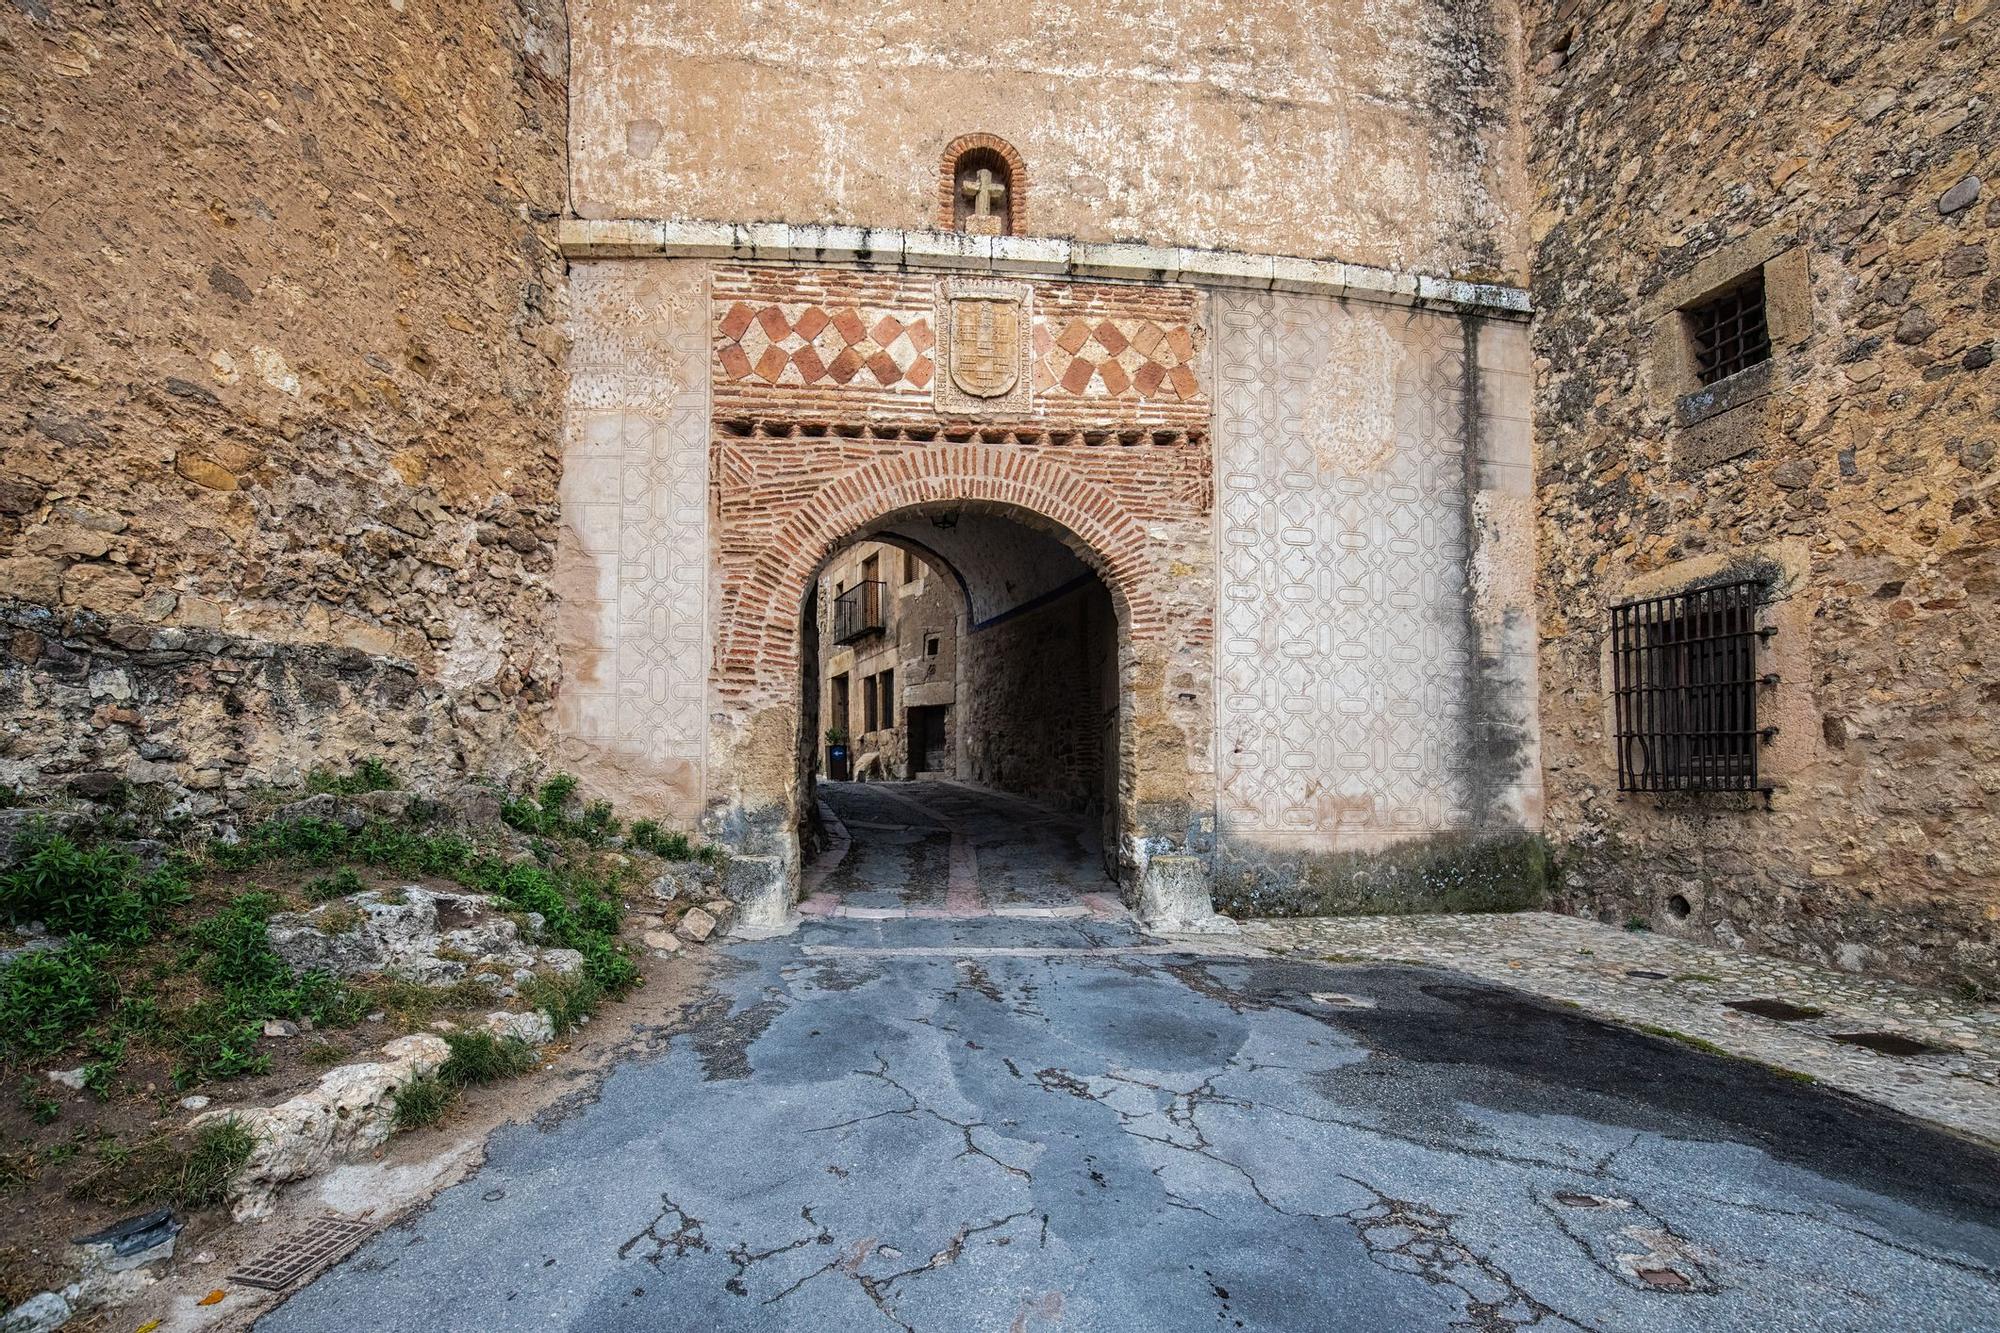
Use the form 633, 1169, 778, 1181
810, 521, 1120, 848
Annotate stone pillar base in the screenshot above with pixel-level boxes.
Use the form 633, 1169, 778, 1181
1135, 854, 1237, 934
724, 853, 799, 937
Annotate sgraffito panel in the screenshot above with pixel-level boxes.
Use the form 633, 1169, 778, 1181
1211, 290, 1475, 842
556, 262, 711, 817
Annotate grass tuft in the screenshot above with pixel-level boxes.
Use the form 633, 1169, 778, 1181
521, 970, 602, 1036
391, 1073, 455, 1131
439, 1029, 538, 1088
302, 1039, 353, 1067
305, 866, 365, 902
359, 977, 493, 1027
167, 1117, 256, 1209
306, 758, 399, 796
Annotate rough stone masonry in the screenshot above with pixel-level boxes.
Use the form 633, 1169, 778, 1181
0, 0, 571, 815
1523, 0, 1999, 992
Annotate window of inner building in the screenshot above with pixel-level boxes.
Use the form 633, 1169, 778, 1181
1687, 273, 1772, 386
881, 668, 894, 723
901, 551, 918, 586
1610, 580, 1773, 794
864, 672, 879, 733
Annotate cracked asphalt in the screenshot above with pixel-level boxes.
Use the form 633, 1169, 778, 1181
260, 784, 2000, 1332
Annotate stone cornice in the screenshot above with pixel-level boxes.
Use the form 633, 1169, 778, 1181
557, 218, 1532, 320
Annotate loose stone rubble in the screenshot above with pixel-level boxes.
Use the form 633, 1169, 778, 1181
674, 899, 736, 945
0, 1209, 182, 1333
1229, 911, 2000, 1146
266, 886, 583, 991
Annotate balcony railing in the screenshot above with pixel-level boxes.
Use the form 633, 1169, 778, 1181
833, 581, 886, 644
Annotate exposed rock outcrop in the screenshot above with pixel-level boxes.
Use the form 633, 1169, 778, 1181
197, 1033, 451, 1221
266, 887, 582, 990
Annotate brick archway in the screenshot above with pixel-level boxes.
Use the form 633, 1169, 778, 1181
707, 434, 1216, 931
719, 443, 1155, 699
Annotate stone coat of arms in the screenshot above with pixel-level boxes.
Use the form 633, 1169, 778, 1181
935, 278, 1033, 415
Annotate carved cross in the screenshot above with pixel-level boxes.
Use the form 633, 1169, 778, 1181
960, 167, 1008, 220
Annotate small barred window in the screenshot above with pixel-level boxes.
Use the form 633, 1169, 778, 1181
1610, 580, 1774, 794
1687, 274, 1772, 386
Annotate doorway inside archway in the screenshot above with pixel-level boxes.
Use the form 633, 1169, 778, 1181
795, 505, 1125, 919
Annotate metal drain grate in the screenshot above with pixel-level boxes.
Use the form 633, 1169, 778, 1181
228, 1214, 374, 1291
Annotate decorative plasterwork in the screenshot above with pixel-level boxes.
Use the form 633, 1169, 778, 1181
1211, 289, 1476, 840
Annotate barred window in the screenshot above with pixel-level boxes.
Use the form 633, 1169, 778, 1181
1610, 580, 1772, 793
1688, 275, 1772, 386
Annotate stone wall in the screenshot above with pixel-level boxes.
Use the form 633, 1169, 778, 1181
959, 581, 1117, 817
1524, 0, 1999, 991
0, 0, 571, 810
568, 0, 1527, 278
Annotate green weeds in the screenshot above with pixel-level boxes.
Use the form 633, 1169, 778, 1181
0, 944, 115, 1058
501, 773, 619, 846
390, 1073, 454, 1130
1, 772, 645, 1129
439, 1029, 538, 1087
628, 820, 719, 864
306, 758, 399, 796
17, 1078, 60, 1126
161, 893, 365, 1086
0, 827, 192, 945
305, 866, 365, 902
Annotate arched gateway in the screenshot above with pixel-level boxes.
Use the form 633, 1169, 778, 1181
553, 183, 1542, 935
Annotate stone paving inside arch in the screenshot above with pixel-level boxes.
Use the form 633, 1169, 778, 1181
802, 781, 1126, 920
259, 785, 2000, 1333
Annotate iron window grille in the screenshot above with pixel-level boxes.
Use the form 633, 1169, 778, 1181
1688, 274, 1772, 386
1610, 579, 1776, 794
833, 580, 886, 645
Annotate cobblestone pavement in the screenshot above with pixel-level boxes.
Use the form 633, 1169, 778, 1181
261, 785, 2000, 1332
801, 781, 1124, 920
1225, 912, 2000, 1148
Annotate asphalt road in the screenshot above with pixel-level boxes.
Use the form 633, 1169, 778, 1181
260, 783, 2000, 1332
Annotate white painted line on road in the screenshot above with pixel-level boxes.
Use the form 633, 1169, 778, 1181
802, 944, 1210, 959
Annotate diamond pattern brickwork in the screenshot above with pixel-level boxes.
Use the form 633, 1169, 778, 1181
1033, 316, 1201, 401
718, 301, 936, 391
1211, 290, 1474, 838
711, 266, 1206, 434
